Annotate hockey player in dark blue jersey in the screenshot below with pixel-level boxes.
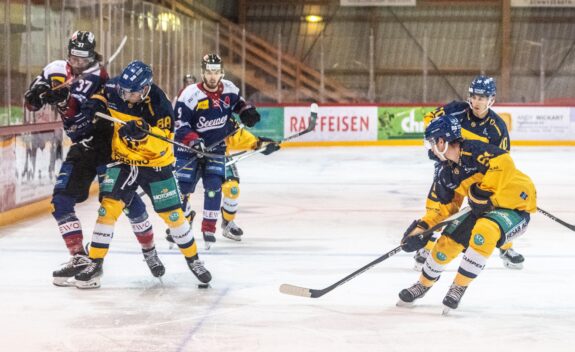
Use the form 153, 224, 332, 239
24, 32, 158, 287
174, 53, 261, 249
416, 75, 524, 270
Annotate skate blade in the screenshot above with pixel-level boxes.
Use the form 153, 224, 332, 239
222, 232, 242, 242
442, 306, 452, 315
53, 277, 76, 287
503, 261, 524, 270
75, 278, 101, 289
204, 242, 212, 250
396, 299, 415, 308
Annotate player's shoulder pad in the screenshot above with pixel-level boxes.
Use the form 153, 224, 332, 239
42, 60, 67, 78
221, 79, 240, 95
177, 83, 206, 108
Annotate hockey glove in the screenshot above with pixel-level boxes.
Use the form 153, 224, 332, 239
44, 86, 70, 106
119, 119, 149, 142
189, 138, 206, 158
24, 81, 50, 111
239, 107, 260, 127
468, 183, 494, 217
179, 131, 205, 158
400, 220, 430, 253
257, 137, 281, 155
81, 98, 108, 122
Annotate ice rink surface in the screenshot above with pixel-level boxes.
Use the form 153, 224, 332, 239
1, 146, 574, 352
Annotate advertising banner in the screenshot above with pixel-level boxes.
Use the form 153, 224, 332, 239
341, 0, 416, 6
511, 0, 575, 7
284, 106, 378, 142
493, 106, 574, 140
377, 107, 427, 140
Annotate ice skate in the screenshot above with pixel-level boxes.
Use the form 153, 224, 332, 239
499, 248, 524, 270
143, 248, 165, 278
74, 258, 104, 289
203, 231, 216, 250
221, 219, 243, 241
186, 256, 212, 284
442, 283, 468, 315
52, 253, 91, 287
397, 282, 430, 307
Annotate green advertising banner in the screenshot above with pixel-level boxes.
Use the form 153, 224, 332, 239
245, 107, 284, 140
377, 106, 431, 140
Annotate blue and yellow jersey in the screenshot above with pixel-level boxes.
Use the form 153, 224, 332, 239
422, 140, 537, 227
91, 79, 175, 167
424, 101, 510, 151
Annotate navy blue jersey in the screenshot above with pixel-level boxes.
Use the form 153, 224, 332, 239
424, 100, 510, 151
174, 79, 248, 156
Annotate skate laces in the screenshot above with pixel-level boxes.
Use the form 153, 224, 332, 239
407, 282, 429, 297
446, 284, 466, 300
190, 260, 207, 275
144, 251, 162, 269
225, 221, 240, 231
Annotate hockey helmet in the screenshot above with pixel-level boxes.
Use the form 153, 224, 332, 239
468, 75, 496, 97
201, 54, 223, 72
425, 114, 462, 145
68, 31, 96, 58
117, 60, 153, 101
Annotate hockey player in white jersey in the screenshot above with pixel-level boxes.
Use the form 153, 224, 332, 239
173, 54, 261, 249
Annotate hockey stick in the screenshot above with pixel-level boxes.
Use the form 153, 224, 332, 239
96, 112, 224, 158
537, 207, 575, 231
225, 103, 319, 167
48, 35, 128, 92
279, 207, 471, 298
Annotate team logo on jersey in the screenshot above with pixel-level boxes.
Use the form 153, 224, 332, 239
473, 234, 485, 246
169, 211, 180, 222
196, 115, 227, 132
98, 207, 107, 217
520, 191, 528, 200
223, 96, 230, 109
196, 99, 209, 110
436, 252, 447, 261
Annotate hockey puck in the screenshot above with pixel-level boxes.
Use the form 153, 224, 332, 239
198, 283, 210, 289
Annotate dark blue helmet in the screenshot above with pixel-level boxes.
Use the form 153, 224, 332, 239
118, 60, 153, 93
424, 114, 462, 144
469, 75, 496, 97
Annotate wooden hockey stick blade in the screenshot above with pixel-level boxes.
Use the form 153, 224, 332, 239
537, 207, 575, 231
279, 207, 471, 298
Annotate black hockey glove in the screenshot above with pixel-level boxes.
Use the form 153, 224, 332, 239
119, 119, 149, 142
24, 81, 50, 111
239, 107, 260, 127
189, 137, 206, 158
468, 183, 494, 217
81, 98, 108, 122
44, 86, 70, 106
400, 220, 430, 253
257, 137, 281, 155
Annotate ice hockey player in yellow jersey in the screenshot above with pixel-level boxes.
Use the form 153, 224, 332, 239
397, 114, 536, 313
